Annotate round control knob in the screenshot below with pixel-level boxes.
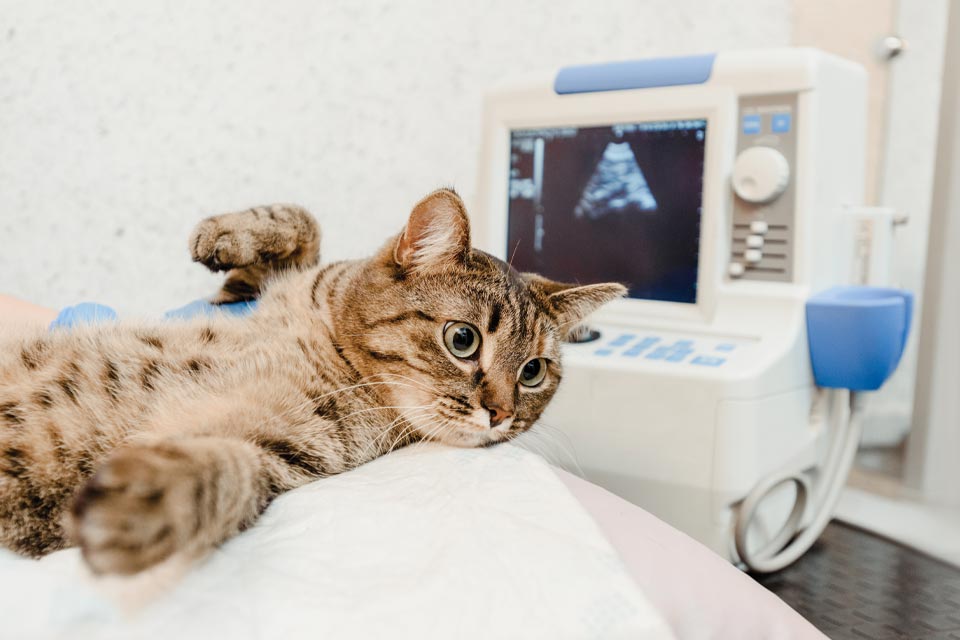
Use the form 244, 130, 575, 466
732, 146, 790, 204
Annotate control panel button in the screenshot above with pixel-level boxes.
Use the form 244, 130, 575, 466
742, 114, 761, 135
608, 334, 636, 347
750, 220, 769, 235
744, 249, 763, 264
732, 146, 790, 204
728, 262, 745, 278
645, 348, 670, 361
715, 343, 737, 352
593, 348, 614, 357
746, 235, 764, 248
691, 356, 726, 367
771, 113, 792, 133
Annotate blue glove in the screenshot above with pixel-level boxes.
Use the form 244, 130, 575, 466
49, 299, 258, 330
163, 299, 258, 320
49, 303, 119, 330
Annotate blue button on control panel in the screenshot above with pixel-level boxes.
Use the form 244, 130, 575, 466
771, 113, 791, 133
608, 333, 636, 347
742, 114, 761, 135
715, 343, 737, 352
691, 356, 726, 367
645, 348, 670, 361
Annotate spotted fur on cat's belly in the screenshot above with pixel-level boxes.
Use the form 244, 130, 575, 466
0, 188, 625, 574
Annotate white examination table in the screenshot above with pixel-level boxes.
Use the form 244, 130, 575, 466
0, 444, 825, 640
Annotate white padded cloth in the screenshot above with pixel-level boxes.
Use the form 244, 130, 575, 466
0, 443, 673, 640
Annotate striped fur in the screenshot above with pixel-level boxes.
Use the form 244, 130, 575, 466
0, 189, 625, 575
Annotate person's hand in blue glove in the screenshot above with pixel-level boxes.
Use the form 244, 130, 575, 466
163, 299, 259, 321
49, 303, 119, 330
49, 298, 258, 330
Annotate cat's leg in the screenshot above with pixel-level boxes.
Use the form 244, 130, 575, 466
189, 204, 321, 303
67, 435, 298, 575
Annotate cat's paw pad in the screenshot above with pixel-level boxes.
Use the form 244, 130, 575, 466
189, 216, 261, 272
70, 446, 196, 575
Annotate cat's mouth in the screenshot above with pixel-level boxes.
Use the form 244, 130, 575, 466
441, 423, 511, 448
402, 405, 513, 448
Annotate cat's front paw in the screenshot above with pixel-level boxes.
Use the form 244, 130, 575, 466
189, 205, 316, 273
189, 215, 262, 272
69, 445, 197, 575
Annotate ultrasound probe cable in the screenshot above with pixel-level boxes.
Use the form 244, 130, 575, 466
733, 389, 865, 574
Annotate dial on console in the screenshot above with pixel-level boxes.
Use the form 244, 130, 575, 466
731, 146, 790, 204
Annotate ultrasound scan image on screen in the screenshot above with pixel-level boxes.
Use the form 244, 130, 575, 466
507, 119, 707, 304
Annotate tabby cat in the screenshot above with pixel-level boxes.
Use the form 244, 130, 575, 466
0, 189, 624, 575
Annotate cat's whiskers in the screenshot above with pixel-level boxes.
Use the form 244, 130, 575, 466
512, 430, 550, 461
352, 417, 403, 463
409, 416, 453, 449
380, 408, 429, 446
516, 421, 586, 478
258, 380, 428, 432
507, 238, 522, 270
355, 407, 433, 461
390, 408, 447, 450
379, 409, 435, 455
361, 371, 440, 396
308, 379, 428, 402
329, 404, 431, 424
382, 422, 419, 455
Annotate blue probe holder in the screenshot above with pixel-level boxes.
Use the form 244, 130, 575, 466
806, 286, 913, 391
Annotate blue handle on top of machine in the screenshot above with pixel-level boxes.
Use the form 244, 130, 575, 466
806, 286, 913, 391
554, 53, 717, 94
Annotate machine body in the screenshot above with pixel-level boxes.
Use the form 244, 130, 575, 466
473, 49, 869, 561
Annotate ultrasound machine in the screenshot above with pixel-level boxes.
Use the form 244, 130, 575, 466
473, 49, 913, 571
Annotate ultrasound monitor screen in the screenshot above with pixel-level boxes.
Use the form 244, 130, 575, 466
507, 119, 707, 303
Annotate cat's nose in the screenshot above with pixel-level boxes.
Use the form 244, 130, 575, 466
484, 403, 513, 428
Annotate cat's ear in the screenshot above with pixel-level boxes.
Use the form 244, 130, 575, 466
528, 275, 627, 330
394, 188, 471, 274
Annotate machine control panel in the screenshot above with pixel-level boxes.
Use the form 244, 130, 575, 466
728, 94, 799, 283
572, 327, 753, 368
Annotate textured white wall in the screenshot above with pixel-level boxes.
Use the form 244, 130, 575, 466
0, 0, 791, 315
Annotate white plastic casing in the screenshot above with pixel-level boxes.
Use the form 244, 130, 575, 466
472, 48, 867, 560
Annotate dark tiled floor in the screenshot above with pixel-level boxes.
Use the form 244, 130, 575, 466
756, 523, 960, 639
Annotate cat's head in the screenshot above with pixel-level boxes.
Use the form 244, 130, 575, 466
342, 188, 625, 448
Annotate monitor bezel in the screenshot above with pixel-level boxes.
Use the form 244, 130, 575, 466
474, 83, 735, 326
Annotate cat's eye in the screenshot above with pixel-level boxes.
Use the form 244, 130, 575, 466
519, 358, 547, 387
443, 322, 481, 359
